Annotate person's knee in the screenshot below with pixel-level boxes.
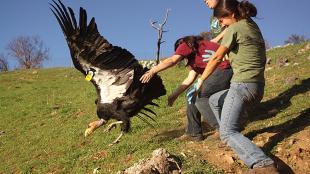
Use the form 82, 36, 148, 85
209, 94, 219, 109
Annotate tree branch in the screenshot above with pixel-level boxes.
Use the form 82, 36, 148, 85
150, 9, 171, 65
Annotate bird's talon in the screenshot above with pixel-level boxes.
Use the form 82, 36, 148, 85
88, 121, 97, 128
108, 139, 120, 146
85, 121, 99, 137
104, 124, 116, 132
84, 128, 93, 137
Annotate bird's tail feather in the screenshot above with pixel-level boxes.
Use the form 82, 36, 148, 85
139, 111, 157, 123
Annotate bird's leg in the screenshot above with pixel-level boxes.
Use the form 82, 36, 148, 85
102, 121, 124, 146
103, 121, 123, 132
84, 119, 106, 137
108, 131, 124, 146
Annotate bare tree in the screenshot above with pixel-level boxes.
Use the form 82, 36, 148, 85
284, 34, 308, 45
150, 9, 170, 65
7, 36, 49, 69
0, 54, 9, 72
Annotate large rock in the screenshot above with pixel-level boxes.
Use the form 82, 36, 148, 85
117, 148, 181, 174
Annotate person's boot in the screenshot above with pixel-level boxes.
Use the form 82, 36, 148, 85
177, 134, 204, 142
243, 164, 279, 174
206, 130, 220, 140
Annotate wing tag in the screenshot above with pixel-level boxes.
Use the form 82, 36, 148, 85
85, 74, 93, 81
85, 70, 94, 81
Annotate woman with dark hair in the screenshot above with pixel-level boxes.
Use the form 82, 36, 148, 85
140, 35, 232, 141
195, 0, 279, 173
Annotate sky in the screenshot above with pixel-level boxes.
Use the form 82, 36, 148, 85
0, 0, 310, 68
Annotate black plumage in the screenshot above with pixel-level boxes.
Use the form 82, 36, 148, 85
50, 0, 166, 140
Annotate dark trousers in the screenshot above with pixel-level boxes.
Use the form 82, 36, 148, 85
185, 67, 232, 137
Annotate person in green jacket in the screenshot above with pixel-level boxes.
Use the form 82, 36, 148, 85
196, 0, 279, 173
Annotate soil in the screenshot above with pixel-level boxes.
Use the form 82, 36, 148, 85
121, 106, 310, 174
273, 127, 310, 174
183, 123, 310, 174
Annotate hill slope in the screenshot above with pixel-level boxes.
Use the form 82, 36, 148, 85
0, 43, 309, 173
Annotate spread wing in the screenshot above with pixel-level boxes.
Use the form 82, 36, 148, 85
50, 0, 167, 130
50, 0, 137, 75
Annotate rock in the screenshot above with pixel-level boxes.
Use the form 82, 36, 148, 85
180, 152, 187, 158
0, 131, 5, 137
276, 57, 289, 67
276, 146, 283, 153
252, 132, 277, 148
93, 167, 100, 174
297, 43, 310, 54
117, 148, 181, 174
139, 60, 160, 69
266, 57, 272, 64
298, 147, 304, 153
224, 154, 235, 164
284, 77, 298, 85
298, 49, 305, 54
288, 138, 297, 146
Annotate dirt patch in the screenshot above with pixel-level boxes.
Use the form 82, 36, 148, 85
183, 137, 246, 174
182, 126, 310, 174
274, 127, 310, 174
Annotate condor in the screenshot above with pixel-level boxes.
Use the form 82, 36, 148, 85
50, 0, 166, 145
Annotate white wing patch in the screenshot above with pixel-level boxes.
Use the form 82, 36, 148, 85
93, 69, 134, 104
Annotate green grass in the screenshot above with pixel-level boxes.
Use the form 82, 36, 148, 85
0, 43, 309, 173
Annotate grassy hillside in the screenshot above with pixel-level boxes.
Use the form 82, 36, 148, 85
0, 43, 309, 173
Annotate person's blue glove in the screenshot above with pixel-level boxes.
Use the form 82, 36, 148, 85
186, 81, 197, 104
202, 49, 216, 62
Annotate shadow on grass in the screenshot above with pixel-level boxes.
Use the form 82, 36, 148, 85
155, 128, 184, 142
155, 122, 215, 143
245, 77, 310, 148
246, 108, 310, 150
250, 78, 310, 122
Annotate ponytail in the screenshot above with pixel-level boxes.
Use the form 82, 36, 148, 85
214, 0, 257, 20
237, 1, 257, 19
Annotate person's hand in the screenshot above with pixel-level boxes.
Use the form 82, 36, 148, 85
195, 78, 204, 92
210, 38, 217, 43
167, 95, 177, 106
202, 49, 215, 62
140, 69, 155, 83
186, 83, 197, 104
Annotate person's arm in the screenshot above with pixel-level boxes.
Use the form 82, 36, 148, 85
210, 28, 226, 43
196, 45, 229, 91
168, 69, 198, 106
140, 54, 183, 83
